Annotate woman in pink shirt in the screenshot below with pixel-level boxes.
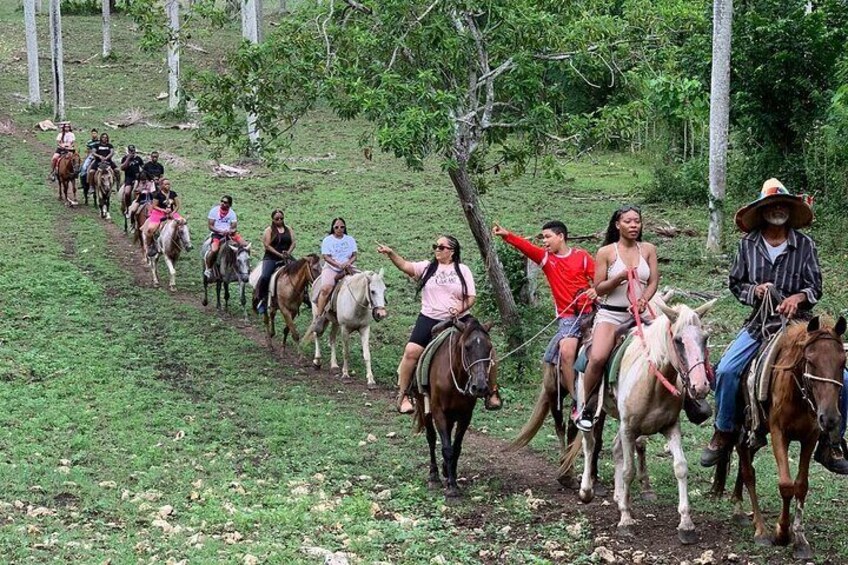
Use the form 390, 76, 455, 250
377, 235, 501, 414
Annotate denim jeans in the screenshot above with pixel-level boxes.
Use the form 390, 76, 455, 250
714, 328, 848, 437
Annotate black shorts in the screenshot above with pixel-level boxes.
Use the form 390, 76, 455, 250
408, 314, 470, 348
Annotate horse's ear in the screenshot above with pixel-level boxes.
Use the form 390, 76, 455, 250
835, 316, 847, 337
378, 267, 385, 278
228, 243, 239, 252
658, 303, 679, 324
454, 319, 467, 332
243, 242, 252, 251
807, 316, 820, 333
693, 298, 718, 318
482, 321, 494, 332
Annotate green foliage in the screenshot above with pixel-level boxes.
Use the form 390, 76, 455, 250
646, 154, 708, 205
61, 0, 107, 16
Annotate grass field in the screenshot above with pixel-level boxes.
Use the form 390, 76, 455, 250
1, 4, 848, 563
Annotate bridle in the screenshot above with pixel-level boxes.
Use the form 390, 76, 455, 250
345, 274, 384, 321
448, 326, 494, 396
781, 333, 845, 415
667, 325, 710, 396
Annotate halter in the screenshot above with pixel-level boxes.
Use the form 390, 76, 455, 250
447, 326, 494, 396
345, 274, 384, 320
781, 333, 845, 415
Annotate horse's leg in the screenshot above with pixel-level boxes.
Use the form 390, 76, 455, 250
435, 414, 459, 498
737, 443, 770, 544
553, 390, 575, 488
615, 427, 637, 537
359, 325, 376, 389
310, 299, 322, 369
731, 451, 750, 525
328, 322, 340, 374
591, 411, 608, 497
223, 282, 230, 311
425, 416, 440, 488
449, 415, 471, 497
151, 254, 160, 288
339, 326, 352, 380
772, 429, 794, 546
663, 422, 697, 545
216, 281, 222, 310
165, 255, 177, 291
791, 437, 816, 560
279, 307, 299, 344
635, 435, 655, 501
239, 281, 248, 321
70, 179, 77, 205
578, 428, 596, 503
265, 307, 276, 350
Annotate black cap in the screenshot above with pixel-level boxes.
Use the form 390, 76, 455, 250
128, 145, 136, 152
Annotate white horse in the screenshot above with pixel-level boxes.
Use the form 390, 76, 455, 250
305, 270, 388, 388
563, 298, 716, 545
147, 219, 193, 291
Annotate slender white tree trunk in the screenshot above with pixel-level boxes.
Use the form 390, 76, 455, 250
278, 0, 286, 14
707, 0, 732, 253
166, 0, 180, 110
241, 0, 260, 147
35, 0, 43, 14
102, 0, 112, 58
24, 0, 41, 105
49, 0, 65, 121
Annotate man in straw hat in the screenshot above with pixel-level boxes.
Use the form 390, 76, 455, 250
700, 178, 848, 474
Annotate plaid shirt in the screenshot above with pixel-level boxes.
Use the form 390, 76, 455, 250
729, 228, 822, 338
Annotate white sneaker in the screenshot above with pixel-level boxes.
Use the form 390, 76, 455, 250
204, 268, 213, 279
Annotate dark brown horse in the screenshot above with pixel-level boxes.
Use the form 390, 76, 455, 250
414, 317, 495, 498
717, 317, 846, 559
92, 164, 115, 220
56, 150, 81, 206
265, 254, 321, 348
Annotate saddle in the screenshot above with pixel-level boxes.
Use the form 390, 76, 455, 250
743, 330, 786, 445
412, 322, 460, 414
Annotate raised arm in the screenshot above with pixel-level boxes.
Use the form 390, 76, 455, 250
376, 244, 417, 277
493, 223, 546, 264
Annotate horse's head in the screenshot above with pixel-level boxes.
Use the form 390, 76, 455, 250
177, 220, 193, 252
305, 253, 322, 282
454, 318, 494, 399
658, 299, 717, 399
367, 268, 388, 322
228, 242, 252, 281
800, 316, 847, 433
70, 151, 81, 173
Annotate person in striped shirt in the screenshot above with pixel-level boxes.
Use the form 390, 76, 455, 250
700, 178, 848, 474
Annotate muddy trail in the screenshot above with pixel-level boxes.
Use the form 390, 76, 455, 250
14, 121, 801, 564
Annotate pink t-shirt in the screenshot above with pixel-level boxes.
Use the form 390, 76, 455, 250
412, 261, 477, 320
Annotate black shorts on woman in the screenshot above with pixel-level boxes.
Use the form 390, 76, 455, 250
408, 313, 471, 348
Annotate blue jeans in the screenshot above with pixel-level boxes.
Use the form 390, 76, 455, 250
80, 155, 94, 178
714, 328, 848, 437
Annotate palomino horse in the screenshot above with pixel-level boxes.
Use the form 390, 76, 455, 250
305, 270, 388, 388
563, 299, 716, 544
147, 219, 193, 291
413, 317, 495, 498
719, 317, 846, 559
202, 240, 252, 319
92, 164, 115, 220
56, 150, 81, 206
265, 254, 321, 349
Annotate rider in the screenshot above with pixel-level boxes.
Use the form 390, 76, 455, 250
312, 218, 358, 336
255, 209, 296, 315
126, 170, 157, 232
204, 195, 247, 279
377, 235, 502, 413
700, 178, 848, 474
576, 205, 659, 431
142, 178, 183, 257
80, 128, 99, 185
493, 221, 596, 400
87, 132, 117, 186
50, 122, 76, 181
120, 145, 144, 191
142, 151, 165, 184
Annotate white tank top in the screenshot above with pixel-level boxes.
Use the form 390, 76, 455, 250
602, 242, 650, 308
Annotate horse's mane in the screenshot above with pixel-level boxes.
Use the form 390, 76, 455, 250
635, 304, 702, 367
774, 320, 837, 370
280, 253, 320, 276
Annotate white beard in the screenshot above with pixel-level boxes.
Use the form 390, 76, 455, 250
764, 209, 789, 226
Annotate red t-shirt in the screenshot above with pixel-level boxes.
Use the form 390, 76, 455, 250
504, 232, 595, 316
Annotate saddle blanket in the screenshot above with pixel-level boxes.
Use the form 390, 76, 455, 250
415, 326, 459, 394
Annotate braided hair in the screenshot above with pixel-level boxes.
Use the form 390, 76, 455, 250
416, 235, 469, 304
603, 205, 643, 245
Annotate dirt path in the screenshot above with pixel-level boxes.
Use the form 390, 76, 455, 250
13, 120, 790, 564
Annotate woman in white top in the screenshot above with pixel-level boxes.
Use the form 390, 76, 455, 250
576, 205, 659, 430
50, 123, 77, 181
312, 217, 358, 335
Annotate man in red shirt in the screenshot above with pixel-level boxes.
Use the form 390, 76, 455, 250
493, 221, 596, 399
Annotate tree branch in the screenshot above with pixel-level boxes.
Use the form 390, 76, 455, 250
342, 0, 372, 15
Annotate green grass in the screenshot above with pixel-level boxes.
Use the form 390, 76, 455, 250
2, 4, 848, 563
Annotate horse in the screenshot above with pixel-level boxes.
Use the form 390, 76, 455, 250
118, 183, 135, 233
264, 254, 321, 349
92, 164, 115, 220
413, 317, 495, 498
202, 239, 252, 319
304, 270, 388, 388
562, 299, 716, 544
131, 204, 151, 254
718, 317, 846, 559
56, 150, 81, 206
147, 219, 193, 291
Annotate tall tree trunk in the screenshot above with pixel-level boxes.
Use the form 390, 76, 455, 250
166, 0, 180, 110
278, 0, 286, 14
49, 0, 65, 121
35, 0, 42, 14
24, 0, 41, 105
448, 163, 522, 349
707, 0, 732, 253
241, 0, 260, 147
101, 0, 112, 58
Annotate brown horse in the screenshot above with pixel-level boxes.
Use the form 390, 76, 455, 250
56, 150, 81, 206
265, 254, 321, 348
118, 184, 135, 233
413, 317, 495, 498
92, 164, 115, 220
719, 316, 846, 559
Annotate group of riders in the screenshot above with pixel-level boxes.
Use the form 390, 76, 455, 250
51, 124, 848, 476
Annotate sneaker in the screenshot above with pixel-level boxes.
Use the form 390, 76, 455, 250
257, 302, 267, 315
147, 246, 158, 258
814, 439, 848, 475
204, 268, 213, 279
49, 172, 56, 182
683, 396, 713, 425
484, 389, 502, 411
575, 397, 597, 432
699, 429, 735, 467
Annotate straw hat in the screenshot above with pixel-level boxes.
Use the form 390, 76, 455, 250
734, 178, 813, 233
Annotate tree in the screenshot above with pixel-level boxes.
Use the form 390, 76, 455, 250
241, 0, 260, 146
707, 0, 732, 252
49, 0, 65, 121
191, 1, 649, 343
24, 0, 41, 106
102, 0, 112, 58
166, 0, 180, 110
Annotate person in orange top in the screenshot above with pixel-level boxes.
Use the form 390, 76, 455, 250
493, 220, 596, 400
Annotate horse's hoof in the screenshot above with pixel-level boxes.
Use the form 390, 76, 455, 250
366, 382, 378, 391
312, 360, 321, 370
593, 482, 609, 498
578, 488, 594, 504
169, 286, 176, 293
201, 299, 208, 307
427, 479, 442, 490
330, 366, 341, 375
793, 543, 813, 560
153, 282, 160, 289
641, 490, 657, 502
754, 535, 773, 547
444, 486, 461, 500
616, 524, 635, 538
678, 528, 698, 545
733, 512, 750, 526
557, 474, 580, 491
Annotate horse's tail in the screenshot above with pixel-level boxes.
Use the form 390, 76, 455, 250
413, 395, 425, 435
560, 426, 584, 476
506, 364, 554, 452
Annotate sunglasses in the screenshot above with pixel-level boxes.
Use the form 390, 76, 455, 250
333, 225, 345, 230
273, 216, 284, 221
432, 244, 453, 251
618, 205, 641, 214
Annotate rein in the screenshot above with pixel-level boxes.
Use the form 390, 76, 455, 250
776, 333, 845, 415
447, 328, 494, 396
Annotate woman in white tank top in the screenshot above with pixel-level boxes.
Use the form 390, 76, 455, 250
575, 205, 660, 431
